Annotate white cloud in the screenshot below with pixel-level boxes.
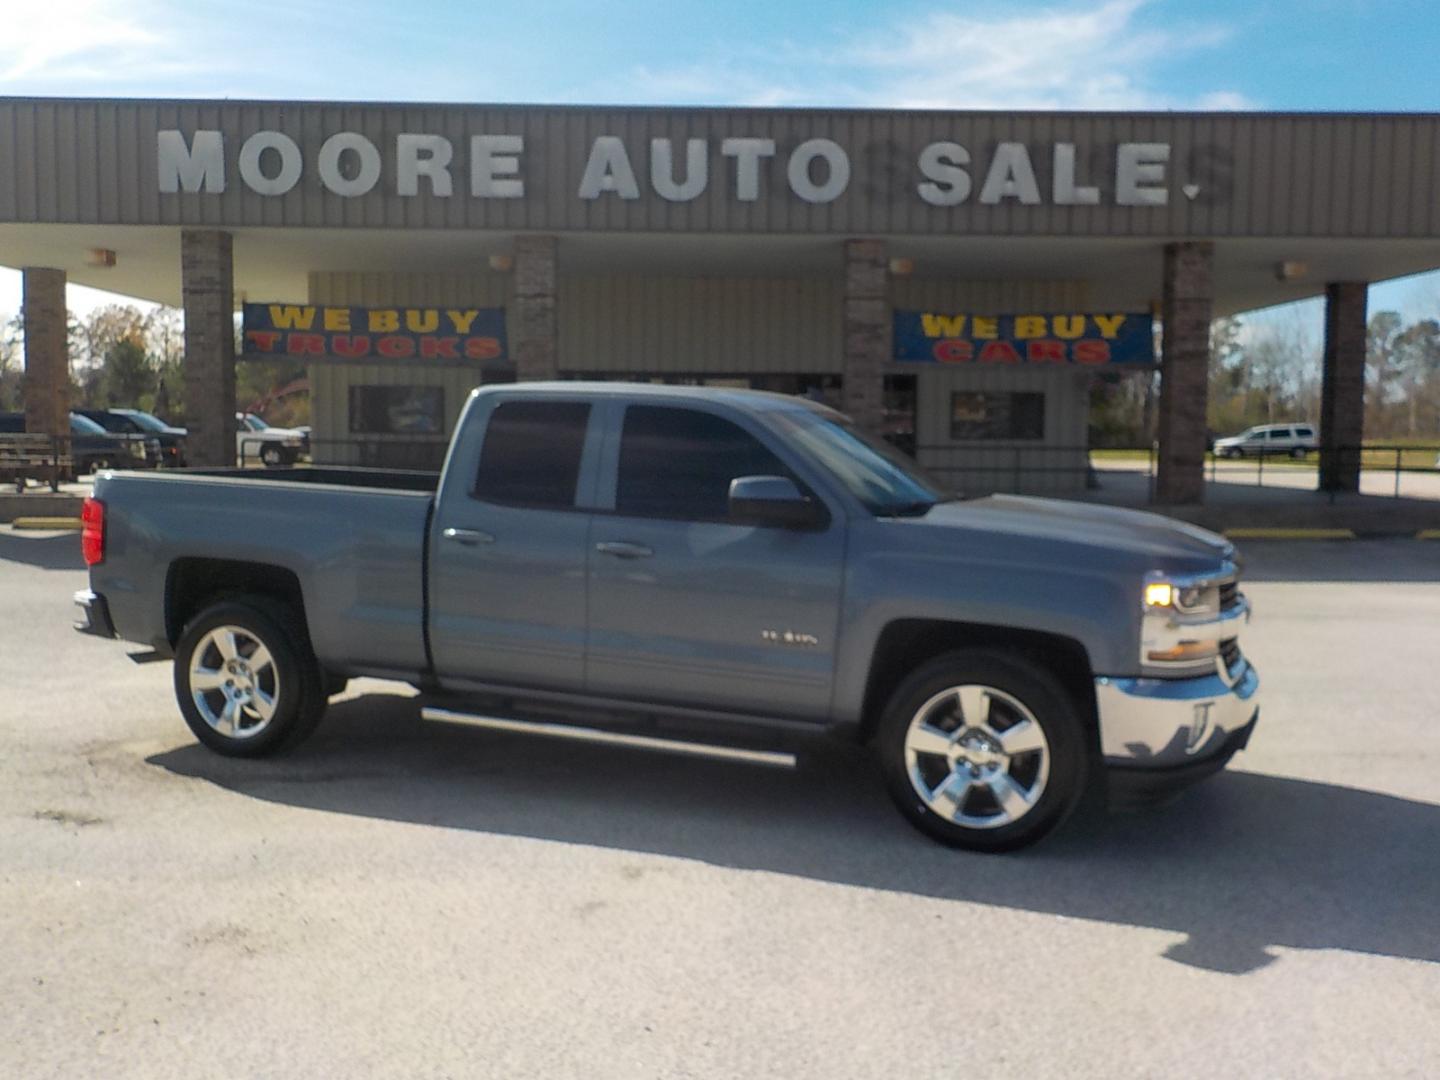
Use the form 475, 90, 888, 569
626, 0, 1253, 111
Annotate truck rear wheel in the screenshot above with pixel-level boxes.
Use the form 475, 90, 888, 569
876, 650, 1088, 852
173, 598, 326, 757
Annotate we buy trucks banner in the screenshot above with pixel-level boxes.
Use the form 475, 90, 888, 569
894, 310, 1155, 366
241, 303, 507, 363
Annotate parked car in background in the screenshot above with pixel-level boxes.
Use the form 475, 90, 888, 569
236, 412, 306, 467
68, 412, 162, 472
75, 408, 188, 467
1213, 423, 1319, 459
0, 411, 159, 474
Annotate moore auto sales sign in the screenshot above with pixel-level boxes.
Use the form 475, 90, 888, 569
158, 128, 1217, 209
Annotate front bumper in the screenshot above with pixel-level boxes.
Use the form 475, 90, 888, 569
73, 589, 116, 639
1095, 659, 1259, 801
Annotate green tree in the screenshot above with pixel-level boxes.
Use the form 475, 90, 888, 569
102, 337, 154, 406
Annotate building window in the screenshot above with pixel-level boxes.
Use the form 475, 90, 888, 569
473, 400, 591, 509
616, 405, 790, 521
348, 386, 445, 435
950, 392, 1046, 441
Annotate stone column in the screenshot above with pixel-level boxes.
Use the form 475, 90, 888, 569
181, 230, 237, 466
1318, 282, 1368, 493
22, 267, 69, 438
513, 235, 558, 381
842, 239, 887, 435
1155, 242, 1214, 505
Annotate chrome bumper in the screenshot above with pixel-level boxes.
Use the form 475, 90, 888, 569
1095, 660, 1259, 768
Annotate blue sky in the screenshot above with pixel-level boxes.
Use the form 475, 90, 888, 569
0, 0, 1437, 321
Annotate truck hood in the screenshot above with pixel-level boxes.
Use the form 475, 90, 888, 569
921, 494, 1234, 568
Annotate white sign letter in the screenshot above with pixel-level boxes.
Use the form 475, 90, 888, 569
397, 133, 453, 197
1116, 142, 1170, 206
979, 143, 1041, 205
650, 138, 707, 202
1052, 142, 1099, 205
318, 132, 381, 198
917, 141, 971, 206
471, 135, 525, 198
720, 137, 776, 201
238, 131, 302, 196
578, 136, 640, 199
157, 130, 225, 194
787, 138, 850, 204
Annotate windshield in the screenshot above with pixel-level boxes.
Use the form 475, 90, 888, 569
70, 414, 107, 435
243, 414, 268, 431
771, 410, 951, 516
125, 411, 170, 432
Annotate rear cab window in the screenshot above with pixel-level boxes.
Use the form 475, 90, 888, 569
473, 399, 591, 510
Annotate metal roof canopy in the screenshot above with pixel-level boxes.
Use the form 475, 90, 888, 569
1, 97, 1438, 315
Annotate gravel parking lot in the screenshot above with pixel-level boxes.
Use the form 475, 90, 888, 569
2, 529, 1438, 1079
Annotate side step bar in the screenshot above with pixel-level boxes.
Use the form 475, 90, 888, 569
420, 707, 797, 768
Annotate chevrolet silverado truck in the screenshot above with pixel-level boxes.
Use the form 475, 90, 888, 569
74, 384, 1259, 851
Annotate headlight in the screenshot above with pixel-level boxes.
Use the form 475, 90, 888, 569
128, 441, 147, 458
282, 438, 302, 448
1142, 575, 1218, 616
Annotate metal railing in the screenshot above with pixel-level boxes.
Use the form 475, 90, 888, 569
919, 442, 1440, 500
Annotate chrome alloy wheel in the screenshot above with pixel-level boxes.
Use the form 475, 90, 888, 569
187, 625, 281, 739
902, 684, 1051, 830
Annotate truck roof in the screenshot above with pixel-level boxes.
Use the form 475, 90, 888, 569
474, 381, 841, 416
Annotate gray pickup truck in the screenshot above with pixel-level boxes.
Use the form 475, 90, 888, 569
75, 383, 1258, 851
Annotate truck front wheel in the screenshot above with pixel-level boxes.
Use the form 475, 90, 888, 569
876, 650, 1088, 852
173, 598, 326, 757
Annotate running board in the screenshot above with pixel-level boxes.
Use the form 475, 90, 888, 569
420, 707, 797, 768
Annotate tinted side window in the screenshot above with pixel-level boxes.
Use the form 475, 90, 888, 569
474, 400, 591, 510
616, 406, 789, 521
1295, 427, 1315, 438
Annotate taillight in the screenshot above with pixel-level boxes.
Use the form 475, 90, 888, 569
81, 497, 105, 566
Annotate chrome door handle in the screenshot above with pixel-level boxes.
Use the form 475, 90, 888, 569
442, 527, 495, 546
595, 541, 653, 559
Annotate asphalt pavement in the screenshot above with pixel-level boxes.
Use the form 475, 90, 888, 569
2, 528, 1438, 1079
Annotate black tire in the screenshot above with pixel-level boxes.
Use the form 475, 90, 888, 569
875, 649, 1089, 853
260, 444, 284, 467
1290, 447, 1306, 459
173, 597, 326, 757
89, 457, 112, 474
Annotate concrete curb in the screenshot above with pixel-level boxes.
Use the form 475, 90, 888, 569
11, 516, 82, 530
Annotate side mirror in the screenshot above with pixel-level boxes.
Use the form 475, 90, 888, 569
728, 475, 824, 529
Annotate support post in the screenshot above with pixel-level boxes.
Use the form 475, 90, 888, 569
1155, 242, 1214, 505
842, 238, 887, 435
22, 267, 69, 439
513, 235, 558, 382
1318, 281, 1368, 493
181, 229, 237, 467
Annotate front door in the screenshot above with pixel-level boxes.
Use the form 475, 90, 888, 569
585, 402, 845, 720
429, 397, 595, 692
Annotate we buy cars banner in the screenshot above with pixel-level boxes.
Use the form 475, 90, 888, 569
241, 303, 507, 363
894, 310, 1154, 366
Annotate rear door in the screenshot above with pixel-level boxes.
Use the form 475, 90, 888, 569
584, 402, 845, 720
428, 396, 598, 692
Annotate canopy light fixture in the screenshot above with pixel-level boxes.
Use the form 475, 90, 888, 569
85, 248, 117, 268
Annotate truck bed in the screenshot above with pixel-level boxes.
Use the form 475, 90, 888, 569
89, 468, 436, 676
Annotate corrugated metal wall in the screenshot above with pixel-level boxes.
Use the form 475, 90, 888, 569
306, 271, 507, 460
558, 275, 843, 373
891, 279, 1099, 494
3, 99, 1437, 238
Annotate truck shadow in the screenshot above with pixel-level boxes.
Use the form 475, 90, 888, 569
0, 529, 84, 571
147, 693, 1440, 977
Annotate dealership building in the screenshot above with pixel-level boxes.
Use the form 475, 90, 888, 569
2, 98, 1438, 500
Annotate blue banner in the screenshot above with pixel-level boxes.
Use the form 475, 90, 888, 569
242, 303, 506, 363
894, 311, 1155, 366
